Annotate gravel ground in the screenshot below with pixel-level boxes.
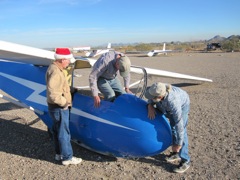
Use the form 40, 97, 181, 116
0, 52, 239, 179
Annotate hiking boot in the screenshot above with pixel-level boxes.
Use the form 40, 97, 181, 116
173, 161, 190, 173
55, 154, 62, 161
62, 157, 82, 166
165, 152, 181, 162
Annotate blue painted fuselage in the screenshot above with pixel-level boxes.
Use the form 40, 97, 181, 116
0, 60, 172, 158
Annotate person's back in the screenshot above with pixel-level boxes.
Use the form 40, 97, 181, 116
145, 82, 191, 173
89, 51, 132, 107
156, 86, 190, 115
90, 51, 119, 85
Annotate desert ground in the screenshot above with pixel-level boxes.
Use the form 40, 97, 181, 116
0, 52, 239, 179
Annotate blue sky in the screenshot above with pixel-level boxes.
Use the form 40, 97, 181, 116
0, 0, 239, 48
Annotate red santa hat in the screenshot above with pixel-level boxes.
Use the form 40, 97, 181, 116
54, 48, 76, 63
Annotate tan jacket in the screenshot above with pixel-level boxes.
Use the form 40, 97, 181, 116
46, 62, 72, 107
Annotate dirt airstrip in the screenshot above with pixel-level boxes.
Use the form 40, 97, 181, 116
0, 52, 239, 179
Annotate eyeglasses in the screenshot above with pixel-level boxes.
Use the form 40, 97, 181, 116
62, 58, 71, 62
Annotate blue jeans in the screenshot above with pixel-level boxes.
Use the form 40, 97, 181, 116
48, 107, 73, 161
97, 77, 125, 101
171, 104, 190, 163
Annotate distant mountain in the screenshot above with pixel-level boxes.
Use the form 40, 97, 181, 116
207, 35, 226, 43
227, 35, 240, 40
94, 35, 239, 48
206, 35, 240, 45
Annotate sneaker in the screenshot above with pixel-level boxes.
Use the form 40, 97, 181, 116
165, 152, 181, 162
62, 157, 82, 166
55, 154, 62, 161
173, 161, 190, 173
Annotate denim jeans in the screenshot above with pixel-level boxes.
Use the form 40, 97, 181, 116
171, 104, 190, 163
97, 77, 125, 101
48, 107, 73, 161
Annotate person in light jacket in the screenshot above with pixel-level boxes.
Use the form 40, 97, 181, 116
46, 48, 82, 166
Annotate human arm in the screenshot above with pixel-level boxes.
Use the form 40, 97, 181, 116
89, 70, 101, 108
123, 74, 132, 94
125, 87, 132, 94
89, 57, 109, 108
172, 145, 182, 152
93, 96, 101, 108
147, 103, 157, 120
89, 58, 107, 97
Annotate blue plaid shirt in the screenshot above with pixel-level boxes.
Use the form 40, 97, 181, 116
149, 86, 190, 145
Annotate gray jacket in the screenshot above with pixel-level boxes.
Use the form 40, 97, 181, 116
89, 51, 130, 96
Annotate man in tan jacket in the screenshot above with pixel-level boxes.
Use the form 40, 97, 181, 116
46, 48, 82, 166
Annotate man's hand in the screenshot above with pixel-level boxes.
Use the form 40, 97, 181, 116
172, 145, 182, 152
63, 103, 71, 110
94, 96, 101, 108
125, 87, 133, 94
147, 104, 156, 120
